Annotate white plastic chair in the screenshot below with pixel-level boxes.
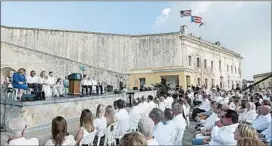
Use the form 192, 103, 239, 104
104, 123, 117, 146
79, 131, 96, 146
96, 128, 106, 146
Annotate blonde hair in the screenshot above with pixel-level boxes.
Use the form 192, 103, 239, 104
237, 124, 258, 139
237, 137, 266, 146
105, 105, 116, 126
80, 109, 95, 133
120, 132, 148, 146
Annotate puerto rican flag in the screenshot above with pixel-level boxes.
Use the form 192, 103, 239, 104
191, 16, 202, 23
180, 10, 192, 17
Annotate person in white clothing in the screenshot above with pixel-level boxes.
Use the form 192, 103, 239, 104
138, 116, 159, 145
6, 118, 39, 146
115, 100, 130, 138
74, 109, 96, 146
45, 116, 76, 146
93, 104, 107, 146
139, 96, 150, 115
38, 71, 50, 98
47, 71, 56, 96
27, 70, 42, 91
54, 78, 65, 97
208, 109, 239, 145
182, 96, 191, 126
81, 75, 89, 95
165, 94, 174, 109
92, 77, 98, 94
172, 103, 186, 145
129, 99, 142, 131
147, 95, 157, 113
192, 94, 211, 119
158, 96, 166, 111
239, 102, 257, 124
252, 105, 271, 132
87, 77, 93, 95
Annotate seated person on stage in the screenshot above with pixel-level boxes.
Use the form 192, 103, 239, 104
87, 77, 93, 95
54, 78, 65, 97
40, 76, 52, 98
6, 118, 39, 145
81, 75, 89, 95
92, 77, 98, 94
5, 71, 14, 88
252, 105, 271, 133
27, 70, 42, 91
12, 68, 28, 100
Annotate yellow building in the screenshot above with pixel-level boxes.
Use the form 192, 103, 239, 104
128, 66, 195, 89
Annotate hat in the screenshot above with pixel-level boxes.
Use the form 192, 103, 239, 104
7, 118, 27, 136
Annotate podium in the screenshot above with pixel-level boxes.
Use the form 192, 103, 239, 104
68, 73, 82, 96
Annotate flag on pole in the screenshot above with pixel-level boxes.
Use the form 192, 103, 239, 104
191, 16, 202, 23
180, 10, 192, 17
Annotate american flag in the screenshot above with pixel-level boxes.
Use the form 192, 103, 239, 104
191, 16, 202, 23
180, 10, 192, 17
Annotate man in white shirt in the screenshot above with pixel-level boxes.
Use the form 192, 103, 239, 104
87, 77, 93, 95
91, 77, 98, 94
115, 100, 129, 137
47, 71, 56, 97
192, 94, 211, 119
27, 70, 41, 91
158, 96, 166, 111
208, 109, 239, 145
165, 94, 173, 109
129, 99, 142, 131
172, 103, 186, 145
138, 96, 150, 115
252, 105, 271, 132
6, 118, 39, 145
198, 102, 221, 131
149, 108, 176, 145
81, 74, 89, 95
147, 95, 157, 113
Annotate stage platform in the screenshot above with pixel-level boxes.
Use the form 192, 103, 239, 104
0, 90, 156, 131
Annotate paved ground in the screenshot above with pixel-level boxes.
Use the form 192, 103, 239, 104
182, 121, 197, 146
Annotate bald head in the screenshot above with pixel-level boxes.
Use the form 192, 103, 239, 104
138, 116, 154, 137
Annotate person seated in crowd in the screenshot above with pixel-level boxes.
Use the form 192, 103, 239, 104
195, 101, 216, 123
6, 118, 39, 145
115, 99, 129, 138
12, 68, 28, 100
234, 124, 259, 141
228, 97, 241, 111
54, 78, 65, 97
45, 116, 76, 145
193, 90, 203, 106
27, 70, 42, 91
138, 96, 149, 115
237, 137, 266, 146
105, 105, 117, 126
149, 108, 175, 145
5, 70, 14, 88
129, 99, 142, 131
138, 116, 159, 145
252, 105, 271, 133
74, 109, 96, 145
157, 96, 166, 111
120, 132, 148, 146
192, 93, 211, 120
208, 109, 239, 145
239, 102, 257, 124
182, 95, 191, 126
172, 103, 187, 130
93, 104, 107, 146
113, 100, 118, 112
259, 118, 272, 145
81, 75, 89, 95
164, 94, 174, 109
147, 95, 157, 113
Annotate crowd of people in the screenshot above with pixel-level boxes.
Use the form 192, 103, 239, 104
2, 68, 106, 101
4, 83, 272, 146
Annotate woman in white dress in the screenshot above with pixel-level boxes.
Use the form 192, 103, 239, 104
93, 104, 107, 146
75, 109, 96, 145
44, 116, 76, 146
38, 71, 51, 98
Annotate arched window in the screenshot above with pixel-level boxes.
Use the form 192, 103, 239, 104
219, 61, 221, 70
211, 61, 213, 69
197, 58, 200, 67
205, 78, 208, 88
235, 67, 237, 74
227, 65, 229, 72
204, 59, 207, 68
188, 56, 192, 66
231, 66, 233, 73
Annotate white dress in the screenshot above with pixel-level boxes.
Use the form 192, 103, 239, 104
44, 135, 76, 146
183, 104, 190, 126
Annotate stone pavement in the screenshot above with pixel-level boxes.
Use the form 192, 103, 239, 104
182, 121, 197, 146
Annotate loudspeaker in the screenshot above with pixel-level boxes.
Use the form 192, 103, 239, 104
107, 85, 114, 92
132, 87, 138, 90
21, 94, 38, 102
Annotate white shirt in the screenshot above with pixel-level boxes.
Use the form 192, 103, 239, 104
87, 80, 93, 86
209, 123, 239, 145
115, 108, 129, 137
173, 114, 187, 129
27, 76, 39, 84
262, 122, 272, 142
158, 101, 166, 111
92, 80, 97, 86
239, 110, 258, 124
147, 138, 159, 146
148, 101, 157, 113
252, 113, 271, 131
45, 135, 75, 146
7, 137, 39, 146
38, 77, 46, 84
199, 99, 211, 111
154, 121, 176, 145
47, 76, 56, 85
129, 105, 142, 129
94, 117, 107, 132
228, 102, 236, 110
139, 101, 150, 114
200, 112, 219, 131
81, 79, 89, 86
165, 97, 173, 108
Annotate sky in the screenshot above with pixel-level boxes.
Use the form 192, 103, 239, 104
1, 1, 271, 80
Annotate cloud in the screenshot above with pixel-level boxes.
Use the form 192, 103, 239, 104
152, 8, 171, 29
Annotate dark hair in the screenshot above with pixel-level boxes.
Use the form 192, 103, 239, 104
49, 71, 53, 74
56, 78, 61, 84
172, 94, 178, 100
113, 100, 118, 110
51, 116, 69, 146
80, 109, 95, 133
148, 95, 153, 101
224, 109, 239, 123
117, 99, 125, 109
30, 70, 35, 74
83, 74, 87, 78
217, 103, 223, 109
164, 108, 174, 121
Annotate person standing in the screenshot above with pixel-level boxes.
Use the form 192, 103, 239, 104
92, 77, 98, 94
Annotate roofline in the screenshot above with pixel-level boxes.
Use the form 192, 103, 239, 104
253, 72, 272, 78
1, 25, 178, 37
